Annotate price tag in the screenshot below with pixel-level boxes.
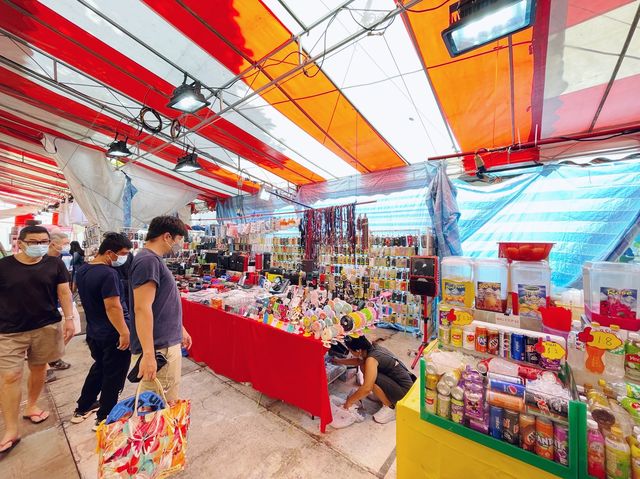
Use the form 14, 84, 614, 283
539, 340, 566, 360
578, 327, 623, 351
495, 313, 520, 329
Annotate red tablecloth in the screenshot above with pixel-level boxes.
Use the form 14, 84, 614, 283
181, 299, 332, 431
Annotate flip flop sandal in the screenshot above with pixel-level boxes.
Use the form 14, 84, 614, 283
0, 438, 21, 454
22, 410, 50, 424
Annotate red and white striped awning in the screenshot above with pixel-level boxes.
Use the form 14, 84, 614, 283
0, 0, 638, 205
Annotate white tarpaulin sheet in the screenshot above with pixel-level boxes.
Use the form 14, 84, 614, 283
45, 136, 199, 230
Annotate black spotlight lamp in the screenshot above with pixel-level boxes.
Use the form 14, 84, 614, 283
106, 134, 132, 158
167, 74, 211, 113
442, 0, 536, 57
174, 146, 201, 173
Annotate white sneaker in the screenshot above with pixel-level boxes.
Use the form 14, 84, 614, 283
373, 406, 396, 424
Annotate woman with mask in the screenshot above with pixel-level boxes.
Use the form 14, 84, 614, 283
333, 336, 416, 424
71, 232, 133, 431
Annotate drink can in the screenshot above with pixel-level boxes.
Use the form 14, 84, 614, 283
519, 414, 537, 451
487, 390, 526, 412
451, 397, 464, 424
451, 326, 463, 347
437, 393, 451, 419
438, 323, 451, 345
488, 329, 499, 355
511, 333, 526, 361
425, 389, 437, 414
437, 379, 451, 396
502, 410, 520, 445
487, 372, 524, 385
463, 326, 476, 350
489, 405, 504, 439
535, 417, 555, 459
500, 330, 511, 359
489, 378, 526, 397
426, 373, 439, 391
451, 385, 465, 401
475, 326, 488, 353
442, 369, 461, 388
426, 363, 439, 375
525, 336, 540, 365
553, 423, 569, 465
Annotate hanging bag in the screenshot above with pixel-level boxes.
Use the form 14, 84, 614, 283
96, 379, 191, 478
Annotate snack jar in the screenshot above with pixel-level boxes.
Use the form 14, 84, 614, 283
441, 256, 475, 308
474, 258, 508, 313
510, 260, 551, 321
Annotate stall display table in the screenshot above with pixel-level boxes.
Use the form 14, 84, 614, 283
181, 299, 333, 431
396, 383, 562, 479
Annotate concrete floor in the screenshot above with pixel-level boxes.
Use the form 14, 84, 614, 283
0, 327, 421, 479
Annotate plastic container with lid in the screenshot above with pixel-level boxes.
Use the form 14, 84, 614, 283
441, 256, 474, 308
509, 260, 551, 321
473, 258, 508, 313
583, 261, 640, 331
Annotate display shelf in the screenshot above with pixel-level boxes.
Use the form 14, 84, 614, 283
419, 342, 587, 479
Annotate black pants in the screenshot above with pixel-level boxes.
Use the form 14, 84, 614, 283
77, 336, 131, 421
375, 371, 415, 405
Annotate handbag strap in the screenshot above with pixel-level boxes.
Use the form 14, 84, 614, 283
134, 378, 169, 412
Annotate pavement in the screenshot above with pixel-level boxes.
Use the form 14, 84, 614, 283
0, 326, 421, 479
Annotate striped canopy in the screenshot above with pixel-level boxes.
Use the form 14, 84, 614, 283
0, 0, 638, 206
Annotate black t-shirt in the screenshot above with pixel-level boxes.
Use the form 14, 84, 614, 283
0, 255, 70, 333
76, 263, 130, 340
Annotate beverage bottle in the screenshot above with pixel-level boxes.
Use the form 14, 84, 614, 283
606, 325, 627, 379
626, 333, 640, 381
606, 426, 631, 479
587, 419, 606, 479
568, 319, 586, 384
600, 379, 640, 400
632, 435, 640, 479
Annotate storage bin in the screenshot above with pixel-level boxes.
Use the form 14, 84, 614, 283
510, 261, 551, 321
474, 258, 509, 313
441, 256, 475, 308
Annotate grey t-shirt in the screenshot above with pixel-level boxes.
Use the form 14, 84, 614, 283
129, 248, 182, 354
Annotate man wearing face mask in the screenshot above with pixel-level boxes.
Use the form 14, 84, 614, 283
47, 230, 73, 373
0, 226, 75, 454
72, 233, 133, 430
129, 216, 192, 402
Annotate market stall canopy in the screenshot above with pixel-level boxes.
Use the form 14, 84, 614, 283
0, 0, 638, 204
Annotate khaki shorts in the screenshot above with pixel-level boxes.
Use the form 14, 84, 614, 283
132, 343, 182, 402
0, 322, 65, 372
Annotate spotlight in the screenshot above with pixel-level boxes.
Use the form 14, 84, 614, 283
174, 148, 201, 173
258, 185, 271, 201
106, 137, 132, 158
442, 0, 536, 57
167, 76, 211, 113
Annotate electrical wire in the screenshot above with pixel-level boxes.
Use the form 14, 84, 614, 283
401, 0, 452, 14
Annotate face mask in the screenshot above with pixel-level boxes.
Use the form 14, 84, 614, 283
111, 254, 128, 267
61, 245, 71, 254
25, 244, 49, 258
165, 237, 183, 255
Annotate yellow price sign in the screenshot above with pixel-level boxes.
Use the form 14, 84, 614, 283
538, 341, 566, 361
452, 311, 474, 326
578, 328, 623, 351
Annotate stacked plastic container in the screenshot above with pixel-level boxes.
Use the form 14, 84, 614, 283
583, 261, 640, 330
441, 257, 475, 308
473, 258, 509, 313
510, 261, 552, 321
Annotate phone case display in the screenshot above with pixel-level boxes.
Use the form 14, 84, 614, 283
420, 341, 584, 478
584, 262, 640, 331
441, 256, 475, 308
270, 237, 302, 270
474, 258, 509, 313
510, 261, 551, 321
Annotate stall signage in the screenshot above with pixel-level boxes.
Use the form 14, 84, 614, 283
537, 340, 566, 361
578, 327, 623, 351
495, 313, 520, 329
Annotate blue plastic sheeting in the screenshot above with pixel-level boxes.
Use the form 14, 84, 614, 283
427, 163, 462, 256
456, 160, 640, 287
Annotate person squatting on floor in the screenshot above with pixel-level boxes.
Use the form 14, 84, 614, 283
0, 226, 75, 454
71, 233, 133, 431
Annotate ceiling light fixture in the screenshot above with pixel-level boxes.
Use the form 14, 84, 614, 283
174, 147, 201, 173
106, 134, 132, 158
167, 74, 211, 113
442, 0, 536, 57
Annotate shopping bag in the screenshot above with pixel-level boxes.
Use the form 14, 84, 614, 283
96, 379, 191, 479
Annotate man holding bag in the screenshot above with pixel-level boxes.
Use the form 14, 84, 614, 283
129, 216, 192, 402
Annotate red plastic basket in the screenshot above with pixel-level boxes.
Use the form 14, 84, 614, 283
498, 242, 554, 261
